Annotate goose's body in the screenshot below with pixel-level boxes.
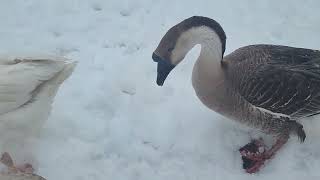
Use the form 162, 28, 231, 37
0, 55, 75, 177
152, 16, 318, 173
194, 44, 319, 135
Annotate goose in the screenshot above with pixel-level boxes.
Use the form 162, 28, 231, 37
152, 16, 320, 173
0, 55, 76, 176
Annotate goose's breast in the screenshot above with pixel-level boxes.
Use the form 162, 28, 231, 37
192, 63, 238, 118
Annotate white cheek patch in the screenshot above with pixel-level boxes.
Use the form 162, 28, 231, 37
171, 40, 189, 64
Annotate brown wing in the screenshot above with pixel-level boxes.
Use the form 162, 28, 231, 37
224, 44, 320, 118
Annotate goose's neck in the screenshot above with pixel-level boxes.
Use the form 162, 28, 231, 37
192, 26, 222, 73
185, 26, 223, 62
182, 26, 224, 78
188, 26, 225, 93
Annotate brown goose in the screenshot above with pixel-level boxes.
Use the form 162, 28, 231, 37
152, 16, 320, 173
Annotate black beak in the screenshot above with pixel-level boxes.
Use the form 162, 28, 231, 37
152, 53, 175, 86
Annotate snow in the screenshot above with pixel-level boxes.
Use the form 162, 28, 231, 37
1, 0, 320, 179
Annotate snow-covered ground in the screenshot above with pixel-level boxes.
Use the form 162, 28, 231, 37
1, 0, 320, 179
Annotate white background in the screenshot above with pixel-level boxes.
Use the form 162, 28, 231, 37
1, 0, 320, 179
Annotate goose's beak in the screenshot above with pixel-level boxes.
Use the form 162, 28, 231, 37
152, 53, 175, 86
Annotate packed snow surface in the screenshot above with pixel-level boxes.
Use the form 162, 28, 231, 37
1, 0, 320, 179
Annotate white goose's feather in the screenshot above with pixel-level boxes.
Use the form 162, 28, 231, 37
0, 57, 69, 114
0, 55, 76, 159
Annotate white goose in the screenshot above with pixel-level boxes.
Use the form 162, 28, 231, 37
0, 55, 76, 176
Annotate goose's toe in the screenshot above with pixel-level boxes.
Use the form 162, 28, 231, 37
239, 135, 291, 173
16, 163, 34, 174
239, 139, 267, 173
0, 152, 34, 174
287, 121, 306, 142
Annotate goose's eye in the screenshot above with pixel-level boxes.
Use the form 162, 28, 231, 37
168, 47, 174, 52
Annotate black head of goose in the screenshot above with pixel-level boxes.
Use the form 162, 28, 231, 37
152, 16, 320, 173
